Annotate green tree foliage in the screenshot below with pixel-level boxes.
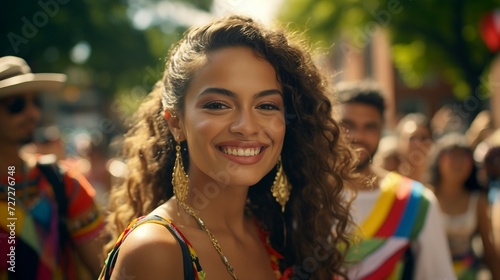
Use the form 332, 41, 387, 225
280, 0, 499, 114
1, 0, 213, 99
2, 0, 151, 97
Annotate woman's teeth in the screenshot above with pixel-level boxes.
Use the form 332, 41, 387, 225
221, 147, 261, 156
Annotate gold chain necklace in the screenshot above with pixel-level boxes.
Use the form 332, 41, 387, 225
178, 201, 239, 280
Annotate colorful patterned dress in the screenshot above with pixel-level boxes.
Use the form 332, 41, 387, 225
100, 215, 290, 279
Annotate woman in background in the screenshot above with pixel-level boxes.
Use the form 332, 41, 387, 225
395, 113, 433, 183
429, 134, 500, 280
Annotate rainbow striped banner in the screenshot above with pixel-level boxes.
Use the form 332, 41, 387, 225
347, 172, 429, 279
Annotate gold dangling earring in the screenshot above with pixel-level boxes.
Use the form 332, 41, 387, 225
172, 142, 189, 203
271, 157, 291, 213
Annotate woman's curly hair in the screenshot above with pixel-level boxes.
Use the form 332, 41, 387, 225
105, 15, 357, 279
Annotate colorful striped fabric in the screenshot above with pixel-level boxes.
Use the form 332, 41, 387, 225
452, 251, 477, 280
347, 172, 430, 280
0, 164, 104, 279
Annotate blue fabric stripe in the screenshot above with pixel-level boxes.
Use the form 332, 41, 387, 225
394, 180, 423, 237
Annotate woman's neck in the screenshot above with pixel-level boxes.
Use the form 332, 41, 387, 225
436, 179, 467, 197
183, 181, 250, 234
406, 165, 426, 182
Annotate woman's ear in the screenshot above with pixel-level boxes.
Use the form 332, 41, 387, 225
166, 111, 185, 141
164, 110, 171, 121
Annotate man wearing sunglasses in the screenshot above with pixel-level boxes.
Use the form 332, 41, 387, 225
0, 56, 105, 279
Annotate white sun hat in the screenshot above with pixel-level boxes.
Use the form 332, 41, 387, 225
0, 56, 67, 98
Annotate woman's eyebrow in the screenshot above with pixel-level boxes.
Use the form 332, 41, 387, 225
255, 89, 283, 98
199, 87, 235, 97
199, 87, 283, 98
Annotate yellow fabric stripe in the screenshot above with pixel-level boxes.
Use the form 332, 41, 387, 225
388, 260, 402, 280
358, 172, 401, 238
0, 201, 41, 253
71, 214, 104, 241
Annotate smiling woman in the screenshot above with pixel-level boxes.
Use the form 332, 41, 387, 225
100, 15, 358, 280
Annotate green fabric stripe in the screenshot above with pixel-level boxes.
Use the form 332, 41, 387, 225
346, 238, 386, 262
409, 193, 430, 240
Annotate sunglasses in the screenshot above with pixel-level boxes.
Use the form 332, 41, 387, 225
0, 95, 42, 115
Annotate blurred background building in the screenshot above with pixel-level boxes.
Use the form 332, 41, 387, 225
279, 0, 500, 131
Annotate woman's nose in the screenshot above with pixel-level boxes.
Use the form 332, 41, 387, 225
229, 110, 260, 137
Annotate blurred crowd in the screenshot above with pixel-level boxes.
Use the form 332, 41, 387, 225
23, 91, 500, 279
374, 109, 500, 279
19, 126, 126, 210
2, 49, 500, 279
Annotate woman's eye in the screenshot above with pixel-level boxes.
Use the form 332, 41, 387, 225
257, 103, 280, 111
203, 102, 229, 110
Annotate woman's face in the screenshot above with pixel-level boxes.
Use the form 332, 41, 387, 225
173, 46, 286, 187
398, 121, 432, 162
438, 147, 473, 182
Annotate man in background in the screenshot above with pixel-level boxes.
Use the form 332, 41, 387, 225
336, 81, 455, 280
0, 56, 105, 279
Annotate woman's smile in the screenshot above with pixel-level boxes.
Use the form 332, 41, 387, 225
218, 146, 262, 157
178, 46, 285, 185
216, 141, 268, 165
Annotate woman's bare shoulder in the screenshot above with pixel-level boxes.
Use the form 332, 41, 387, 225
111, 220, 185, 280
